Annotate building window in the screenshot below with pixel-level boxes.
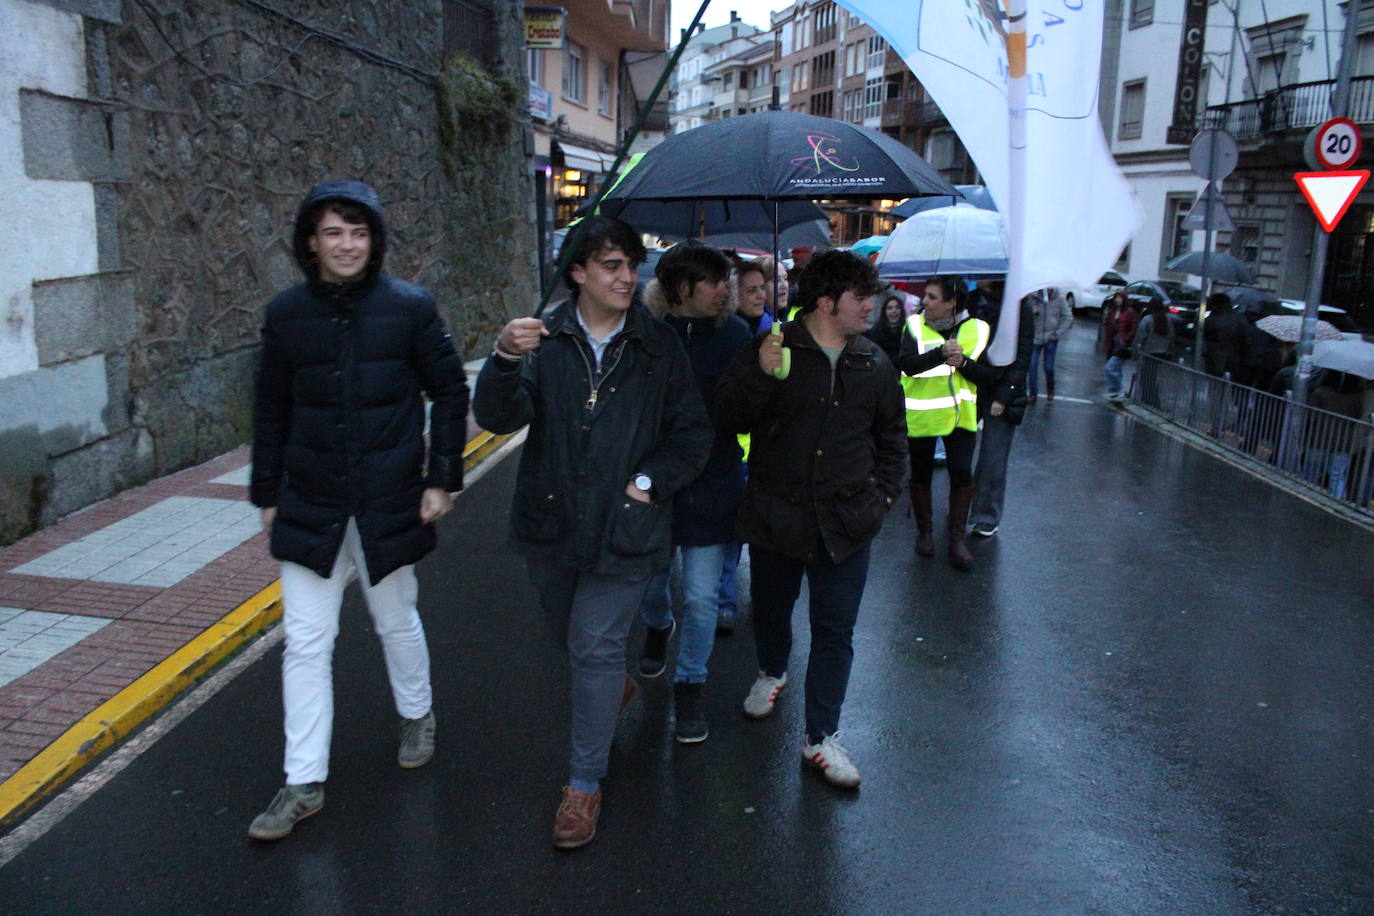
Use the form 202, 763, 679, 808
814, 3, 836, 45
928, 130, 956, 170
864, 76, 882, 119
563, 39, 585, 104
1129, 0, 1153, 28
810, 90, 834, 118
528, 48, 544, 86
1230, 222, 1262, 265
814, 50, 835, 88
597, 60, 613, 115
724, 72, 734, 90
1119, 79, 1145, 140
1161, 192, 1196, 270
843, 89, 861, 123
793, 60, 810, 92
867, 36, 885, 70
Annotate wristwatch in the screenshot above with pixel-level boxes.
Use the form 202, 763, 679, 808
633, 473, 653, 493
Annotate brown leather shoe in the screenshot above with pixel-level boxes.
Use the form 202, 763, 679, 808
553, 786, 602, 849
909, 485, 934, 557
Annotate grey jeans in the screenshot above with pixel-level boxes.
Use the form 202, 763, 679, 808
970, 416, 1017, 529
528, 561, 650, 784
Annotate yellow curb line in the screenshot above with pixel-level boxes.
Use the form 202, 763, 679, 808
0, 582, 283, 829
0, 429, 517, 829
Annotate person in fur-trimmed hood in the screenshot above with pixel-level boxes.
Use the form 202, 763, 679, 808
635, 241, 753, 745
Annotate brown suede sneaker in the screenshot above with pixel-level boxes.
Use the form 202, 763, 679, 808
553, 786, 602, 850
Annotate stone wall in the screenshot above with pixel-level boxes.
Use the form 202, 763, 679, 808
0, 0, 536, 544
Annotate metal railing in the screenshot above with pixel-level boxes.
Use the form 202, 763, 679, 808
1203, 76, 1374, 140
1132, 355, 1374, 516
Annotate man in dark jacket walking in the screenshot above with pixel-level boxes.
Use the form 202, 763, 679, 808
1203, 291, 1248, 378
714, 249, 907, 790
969, 292, 1035, 536
473, 216, 711, 849
248, 181, 469, 840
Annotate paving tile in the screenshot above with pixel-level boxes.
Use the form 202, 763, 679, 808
0, 609, 111, 689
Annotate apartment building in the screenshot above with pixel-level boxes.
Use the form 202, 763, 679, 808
668, 13, 765, 132
526, 0, 669, 234
1106, 0, 1374, 329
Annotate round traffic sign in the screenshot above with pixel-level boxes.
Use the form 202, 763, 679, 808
1188, 129, 1239, 181
1314, 117, 1362, 170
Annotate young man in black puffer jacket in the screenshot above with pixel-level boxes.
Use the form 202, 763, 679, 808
248, 180, 469, 841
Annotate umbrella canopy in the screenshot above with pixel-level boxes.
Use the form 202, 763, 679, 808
1222, 285, 1282, 318
1165, 251, 1255, 284
875, 203, 1008, 279
1255, 314, 1345, 343
892, 184, 997, 218
850, 235, 890, 258
575, 152, 833, 249
597, 109, 957, 208
1312, 337, 1374, 379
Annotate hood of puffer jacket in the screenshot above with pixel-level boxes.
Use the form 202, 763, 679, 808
292, 180, 387, 286
642, 277, 738, 328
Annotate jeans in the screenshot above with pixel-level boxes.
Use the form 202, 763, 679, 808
750, 541, 871, 742
971, 415, 1017, 529
279, 518, 430, 785
717, 541, 742, 615
641, 543, 729, 683
1104, 354, 1126, 396
1028, 339, 1058, 396
528, 562, 650, 785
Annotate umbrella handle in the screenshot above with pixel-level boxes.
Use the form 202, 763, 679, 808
771, 322, 791, 380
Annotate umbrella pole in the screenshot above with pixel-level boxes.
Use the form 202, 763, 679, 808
772, 200, 780, 321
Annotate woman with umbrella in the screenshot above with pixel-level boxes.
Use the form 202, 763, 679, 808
897, 275, 998, 569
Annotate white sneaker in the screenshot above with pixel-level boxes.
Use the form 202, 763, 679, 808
742, 671, 787, 719
802, 734, 861, 789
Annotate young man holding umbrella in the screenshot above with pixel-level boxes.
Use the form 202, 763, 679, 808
473, 216, 711, 849
714, 249, 907, 789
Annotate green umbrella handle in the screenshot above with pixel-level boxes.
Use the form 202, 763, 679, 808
771, 322, 791, 380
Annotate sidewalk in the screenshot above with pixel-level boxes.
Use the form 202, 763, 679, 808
0, 361, 507, 828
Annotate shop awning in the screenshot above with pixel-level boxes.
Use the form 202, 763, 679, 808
552, 141, 609, 173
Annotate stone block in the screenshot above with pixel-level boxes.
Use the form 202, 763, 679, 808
20, 89, 130, 182
43, 427, 144, 524
32, 271, 135, 366
0, 424, 51, 545
135, 349, 256, 474
93, 184, 121, 270
25, 0, 121, 24
0, 357, 110, 457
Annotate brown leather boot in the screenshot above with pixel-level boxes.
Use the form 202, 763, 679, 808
910, 485, 934, 556
1046, 374, 1056, 401
947, 485, 974, 570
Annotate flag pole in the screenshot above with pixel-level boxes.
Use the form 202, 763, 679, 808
991, 0, 1028, 367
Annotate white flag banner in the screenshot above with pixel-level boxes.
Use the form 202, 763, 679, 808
836, 0, 1142, 363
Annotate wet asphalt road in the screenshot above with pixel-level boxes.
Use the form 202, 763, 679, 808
2, 322, 1373, 914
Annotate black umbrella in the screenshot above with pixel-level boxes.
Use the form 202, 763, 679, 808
1223, 285, 1282, 318
892, 184, 995, 218
597, 109, 957, 210
1165, 250, 1255, 284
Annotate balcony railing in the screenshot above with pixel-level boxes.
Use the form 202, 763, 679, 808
1204, 76, 1374, 140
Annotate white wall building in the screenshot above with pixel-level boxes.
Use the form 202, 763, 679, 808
668, 13, 764, 133
1107, 0, 1374, 327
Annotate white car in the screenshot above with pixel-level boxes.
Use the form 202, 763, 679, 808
1277, 298, 1358, 332
1065, 270, 1129, 313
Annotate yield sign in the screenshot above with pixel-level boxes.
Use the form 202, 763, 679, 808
1295, 170, 1370, 232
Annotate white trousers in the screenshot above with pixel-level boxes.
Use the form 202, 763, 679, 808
279, 518, 432, 784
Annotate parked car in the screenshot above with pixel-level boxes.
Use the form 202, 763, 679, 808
1066, 270, 1129, 313
1277, 298, 1358, 332
1122, 279, 1202, 353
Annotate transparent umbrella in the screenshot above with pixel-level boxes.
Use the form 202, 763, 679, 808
875, 203, 1008, 279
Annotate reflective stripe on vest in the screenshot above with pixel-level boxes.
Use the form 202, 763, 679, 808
900, 314, 991, 437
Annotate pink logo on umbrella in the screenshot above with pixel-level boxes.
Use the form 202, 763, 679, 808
792, 133, 860, 174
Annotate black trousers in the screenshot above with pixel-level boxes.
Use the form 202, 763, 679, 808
908, 427, 977, 489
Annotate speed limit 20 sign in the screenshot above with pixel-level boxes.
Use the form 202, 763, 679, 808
1313, 117, 1362, 170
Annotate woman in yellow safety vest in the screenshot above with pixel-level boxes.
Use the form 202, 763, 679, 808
895, 276, 997, 570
